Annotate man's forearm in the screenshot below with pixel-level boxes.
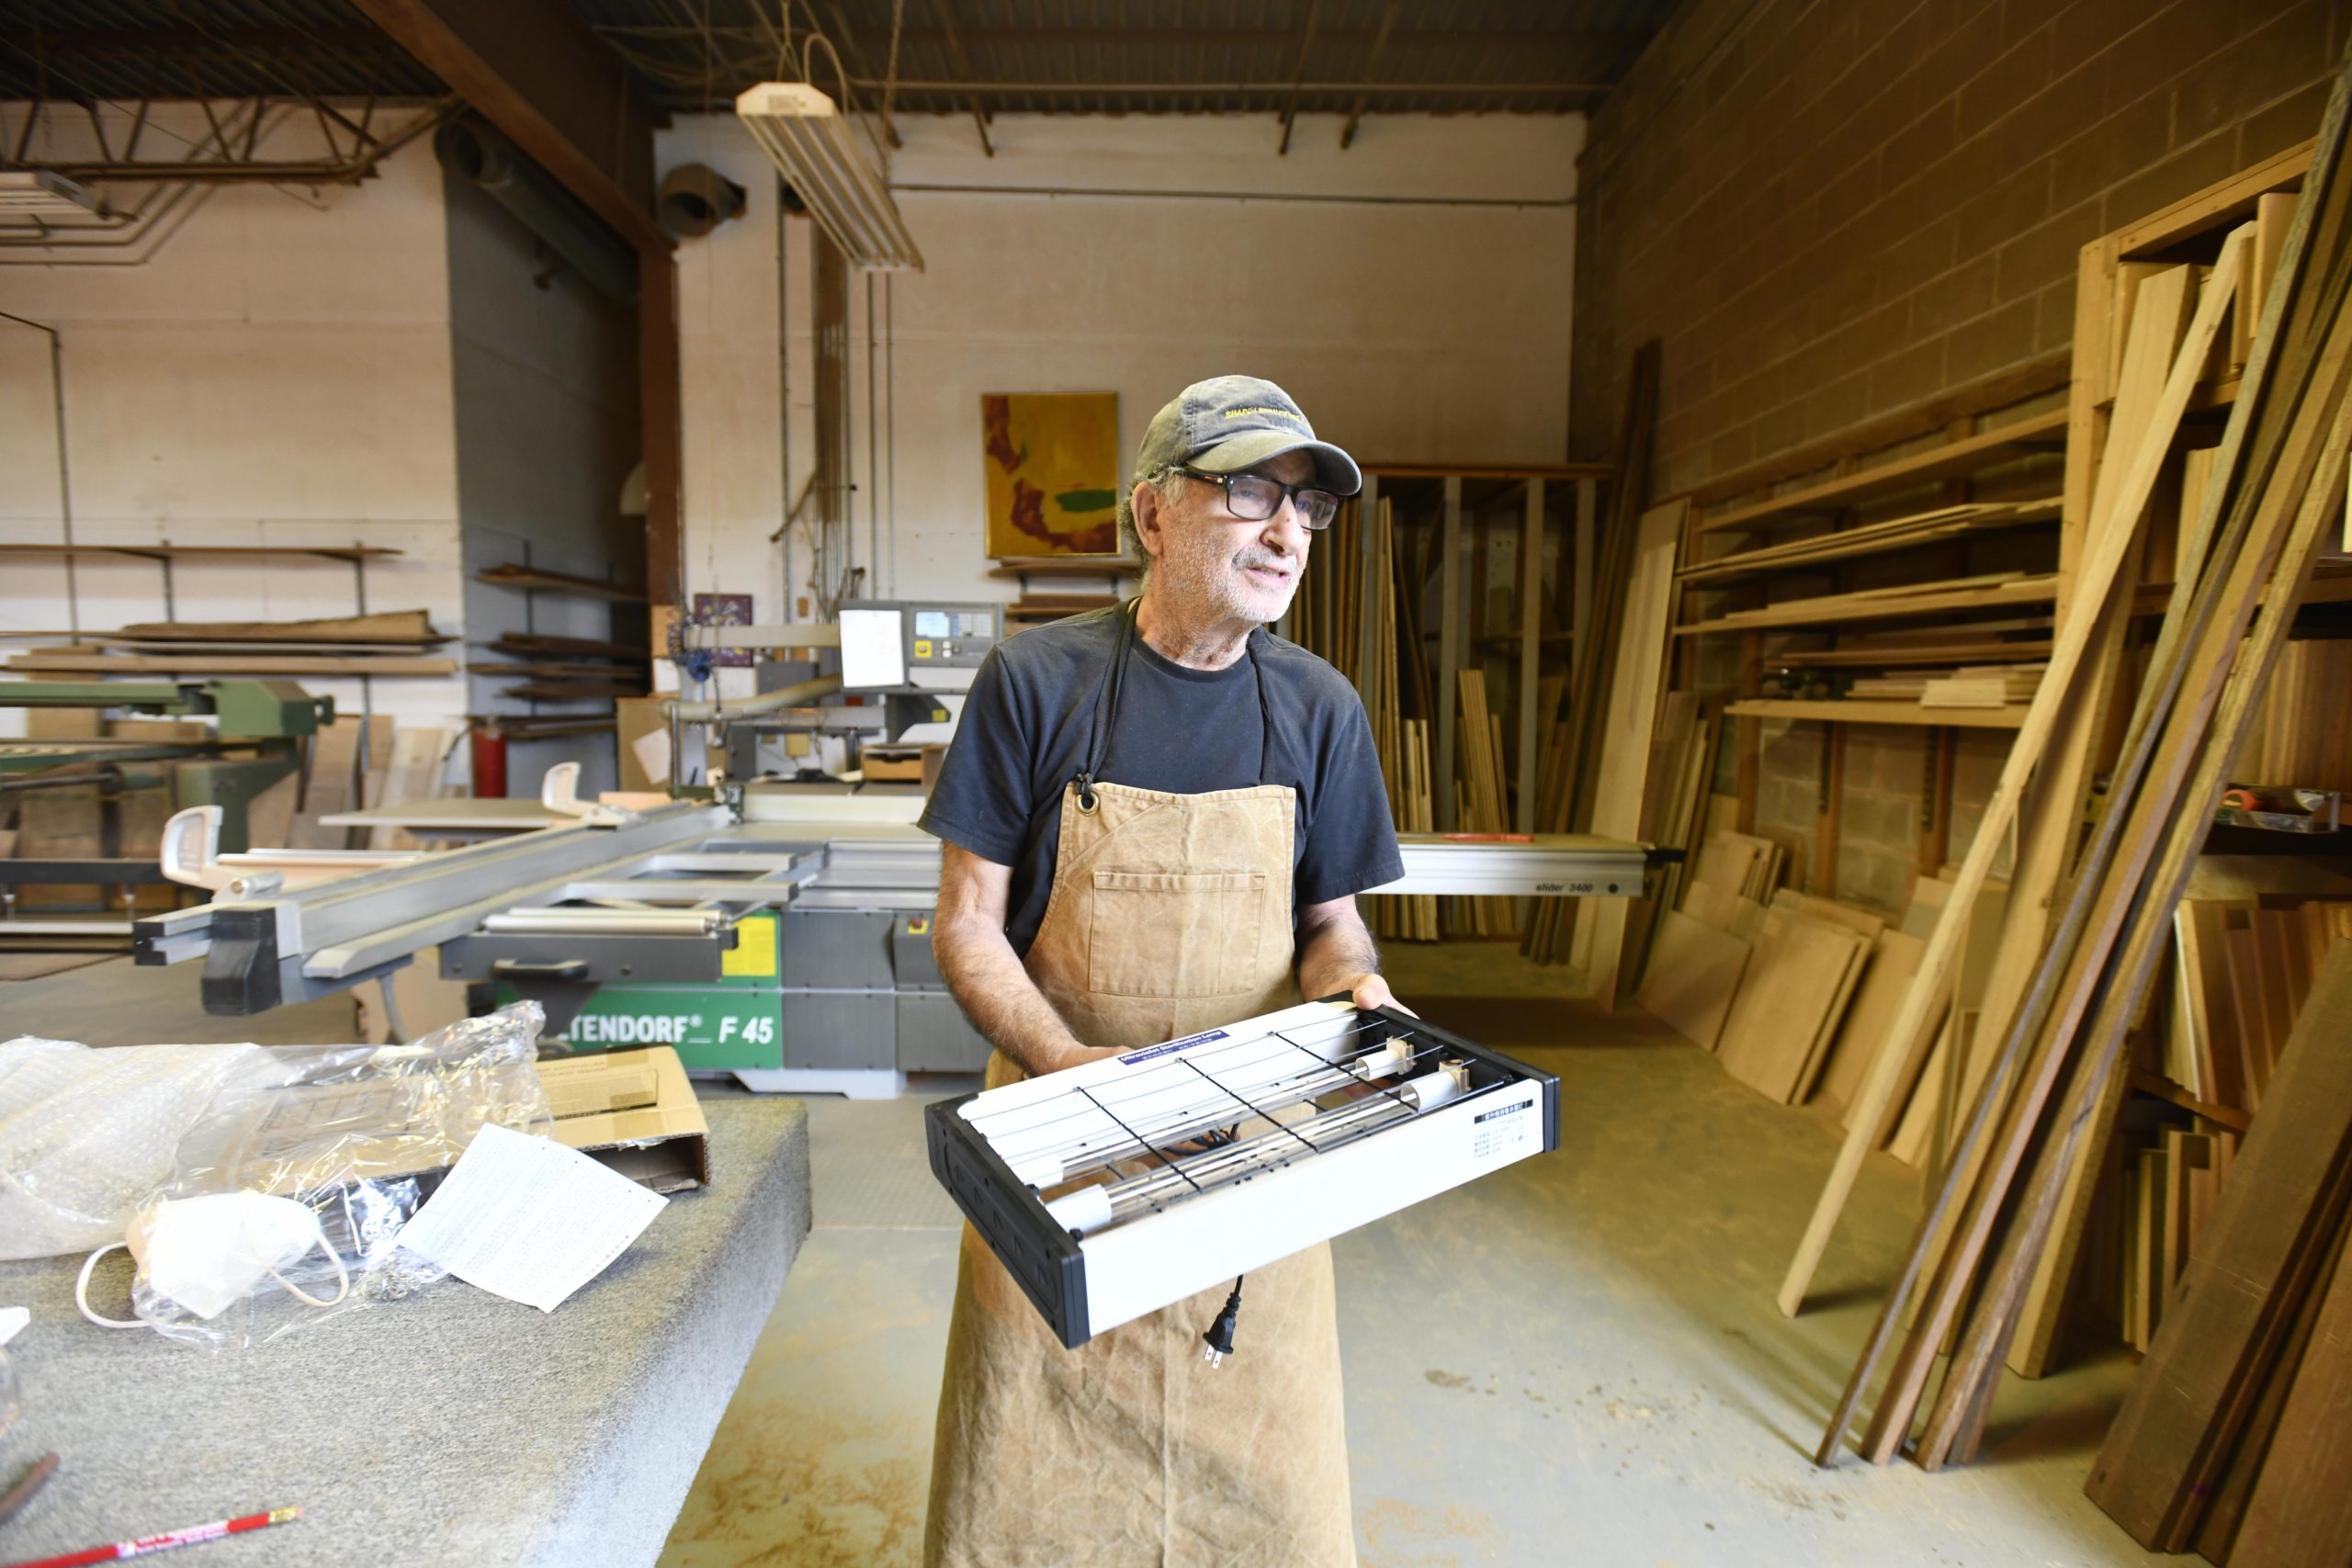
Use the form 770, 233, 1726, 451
1297, 909, 1382, 1000
933, 918, 1104, 1077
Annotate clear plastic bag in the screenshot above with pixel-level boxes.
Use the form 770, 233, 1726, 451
100, 1003, 554, 1351
0, 1036, 266, 1260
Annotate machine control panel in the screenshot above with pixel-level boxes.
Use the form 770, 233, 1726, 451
841, 600, 1002, 691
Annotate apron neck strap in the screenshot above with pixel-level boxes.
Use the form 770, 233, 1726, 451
1074, 599, 1140, 811
1073, 602, 1283, 809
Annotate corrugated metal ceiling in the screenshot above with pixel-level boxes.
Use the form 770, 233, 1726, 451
0, 0, 446, 103
4, 1, 1674, 121
579, 0, 1675, 118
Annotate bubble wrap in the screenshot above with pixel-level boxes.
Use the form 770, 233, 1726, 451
0, 1037, 266, 1260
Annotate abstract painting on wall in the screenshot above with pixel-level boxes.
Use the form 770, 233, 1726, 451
981, 391, 1123, 558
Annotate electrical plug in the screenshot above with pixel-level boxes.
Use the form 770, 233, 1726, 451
1201, 1276, 1245, 1368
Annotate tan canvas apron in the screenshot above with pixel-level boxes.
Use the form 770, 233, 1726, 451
925, 607, 1356, 1568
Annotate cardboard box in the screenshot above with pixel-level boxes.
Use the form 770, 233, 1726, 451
536, 1045, 712, 1193
860, 744, 926, 782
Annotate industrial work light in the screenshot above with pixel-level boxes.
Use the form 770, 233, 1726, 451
733, 82, 922, 271
0, 170, 104, 218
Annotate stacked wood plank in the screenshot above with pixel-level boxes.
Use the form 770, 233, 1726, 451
5, 609, 458, 677
1550, 500, 1685, 992
2086, 942, 2352, 1562
475, 628, 652, 705
2169, 896, 2352, 1111
1787, 60, 2352, 1479
1674, 571, 2060, 637
1289, 495, 1437, 941
1615, 694, 1720, 990
1844, 664, 2045, 706
1451, 669, 1517, 938
1674, 498, 2061, 586
1538, 341, 1661, 873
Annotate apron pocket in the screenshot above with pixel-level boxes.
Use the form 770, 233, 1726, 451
1088, 869, 1268, 998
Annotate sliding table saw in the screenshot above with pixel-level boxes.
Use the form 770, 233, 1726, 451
131, 601, 1660, 1094
133, 780, 1658, 1096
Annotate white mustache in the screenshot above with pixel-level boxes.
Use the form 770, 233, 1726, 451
1236, 554, 1293, 577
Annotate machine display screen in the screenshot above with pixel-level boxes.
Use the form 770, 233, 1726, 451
914, 610, 950, 638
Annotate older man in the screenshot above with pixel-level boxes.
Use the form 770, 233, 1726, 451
917, 376, 1406, 1567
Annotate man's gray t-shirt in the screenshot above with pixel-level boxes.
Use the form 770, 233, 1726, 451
919, 605, 1406, 958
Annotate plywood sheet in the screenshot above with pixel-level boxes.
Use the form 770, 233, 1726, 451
1637, 911, 1751, 1051
1717, 910, 1868, 1104
1815, 929, 1926, 1114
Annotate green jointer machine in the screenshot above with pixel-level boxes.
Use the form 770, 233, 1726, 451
0, 679, 331, 906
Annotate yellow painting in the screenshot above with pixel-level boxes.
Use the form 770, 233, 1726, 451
982, 391, 1122, 558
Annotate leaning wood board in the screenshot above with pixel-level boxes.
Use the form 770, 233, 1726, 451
1636, 911, 1750, 1051
1814, 929, 1926, 1114
1575, 499, 1686, 1005
2086, 942, 2352, 1548
1716, 910, 1868, 1104
2226, 1218, 2352, 1567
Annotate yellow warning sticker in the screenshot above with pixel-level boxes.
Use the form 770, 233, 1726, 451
722, 914, 779, 978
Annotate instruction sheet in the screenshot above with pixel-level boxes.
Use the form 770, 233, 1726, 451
398, 1122, 668, 1312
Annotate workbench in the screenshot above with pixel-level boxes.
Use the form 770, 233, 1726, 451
0, 1098, 811, 1567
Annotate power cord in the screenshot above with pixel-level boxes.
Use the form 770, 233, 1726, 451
1201, 1276, 1246, 1368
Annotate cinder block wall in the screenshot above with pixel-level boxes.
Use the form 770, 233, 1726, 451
1575, 0, 2341, 906
1575, 0, 2341, 490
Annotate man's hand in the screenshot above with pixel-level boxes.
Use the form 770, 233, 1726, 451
933, 842, 1114, 1077
1338, 970, 1417, 1017
1295, 894, 1414, 1016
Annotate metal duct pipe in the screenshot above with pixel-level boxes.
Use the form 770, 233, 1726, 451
662, 675, 843, 723
434, 118, 639, 305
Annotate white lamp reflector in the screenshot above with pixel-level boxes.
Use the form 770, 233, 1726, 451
0, 170, 103, 217
734, 82, 922, 272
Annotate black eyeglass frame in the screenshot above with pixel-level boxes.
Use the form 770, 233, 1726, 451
1165, 466, 1344, 530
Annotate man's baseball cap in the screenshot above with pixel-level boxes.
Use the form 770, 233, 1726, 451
1128, 376, 1363, 513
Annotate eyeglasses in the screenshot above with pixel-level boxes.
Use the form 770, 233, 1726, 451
1169, 467, 1342, 531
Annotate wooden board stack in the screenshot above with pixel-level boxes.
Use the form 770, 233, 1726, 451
1786, 63, 2352, 1477
4, 609, 458, 677
1843, 664, 2046, 708
2171, 897, 2352, 1111
2086, 942, 2352, 1563
1288, 495, 1437, 942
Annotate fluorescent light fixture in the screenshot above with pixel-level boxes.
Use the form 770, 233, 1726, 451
734, 82, 922, 271
0, 170, 104, 217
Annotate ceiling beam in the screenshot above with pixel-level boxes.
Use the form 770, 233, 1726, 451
1340, 2, 1402, 151
1277, 0, 1325, 156
585, 24, 1648, 52
925, 0, 996, 158
811, 0, 902, 149
346, 0, 665, 255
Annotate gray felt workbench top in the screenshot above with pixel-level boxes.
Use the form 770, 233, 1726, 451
0, 1098, 811, 1568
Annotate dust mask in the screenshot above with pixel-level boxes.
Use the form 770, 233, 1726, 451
74, 1190, 348, 1328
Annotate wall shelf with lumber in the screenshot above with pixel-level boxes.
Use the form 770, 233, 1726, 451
0, 543, 401, 563
1691, 409, 2069, 538
472, 564, 647, 603
1675, 366, 2072, 897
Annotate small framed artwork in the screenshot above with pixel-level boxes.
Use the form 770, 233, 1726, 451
693, 592, 756, 667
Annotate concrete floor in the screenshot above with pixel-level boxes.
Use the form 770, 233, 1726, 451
2, 949, 2167, 1564
657, 941, 2171, 1568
